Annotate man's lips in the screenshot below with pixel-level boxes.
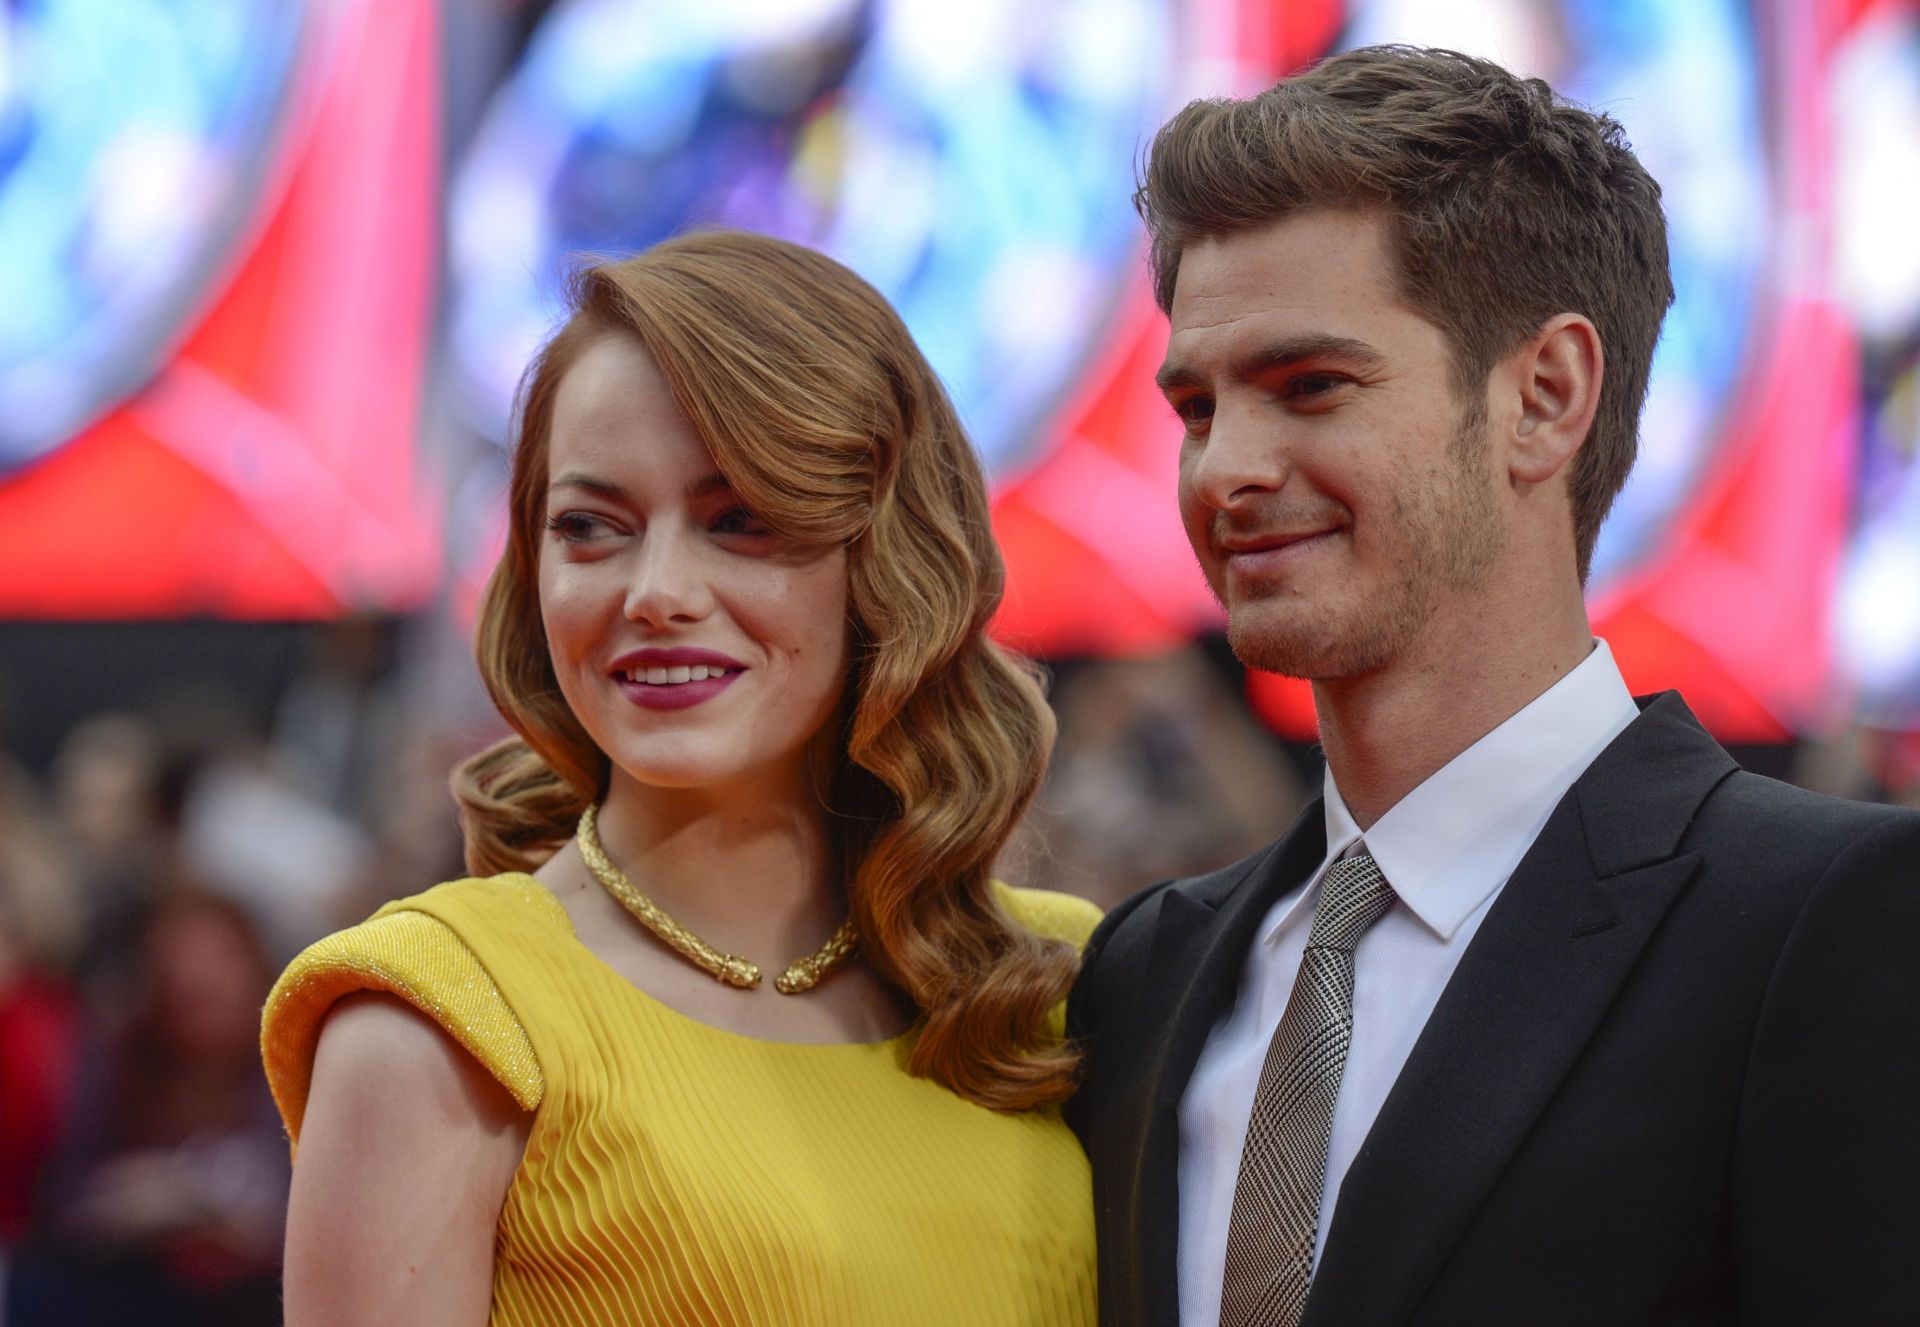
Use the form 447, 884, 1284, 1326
1217, 527, 1344, 567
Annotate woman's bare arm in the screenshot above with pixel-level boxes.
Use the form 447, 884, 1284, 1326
284, 993, 530, 1327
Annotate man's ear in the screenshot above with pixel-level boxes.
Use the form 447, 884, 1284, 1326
1507, 312, 1603, 486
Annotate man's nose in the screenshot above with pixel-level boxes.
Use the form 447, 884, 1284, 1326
1186, 401, 1290, 510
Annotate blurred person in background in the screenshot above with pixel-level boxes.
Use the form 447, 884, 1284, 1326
268, 614, 407, 830
1010, 647, 1307, 910
13, 891, 287, 1327
261, 231, 1101, 1326
172, 735, 372, 961
49, 714, 172, 980
1794, 720, 1920, 813
325, 717, 477, 930
0, 756, 83, 1256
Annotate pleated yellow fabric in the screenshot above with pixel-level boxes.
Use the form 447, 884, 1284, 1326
261, 873, 1100, 1327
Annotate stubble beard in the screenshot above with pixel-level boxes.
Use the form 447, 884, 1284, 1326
1224, 403, 1504, 681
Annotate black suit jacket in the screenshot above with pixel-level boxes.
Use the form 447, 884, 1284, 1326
1067, 693, 1920, 1326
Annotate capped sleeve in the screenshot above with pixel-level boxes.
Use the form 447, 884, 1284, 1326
993, 882, 1104, 951
261, 908, 544, 1149
992, 882, 1105, 1040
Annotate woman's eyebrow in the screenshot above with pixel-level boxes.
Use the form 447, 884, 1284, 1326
546, 472, 734, 500
549, 471, 625, 499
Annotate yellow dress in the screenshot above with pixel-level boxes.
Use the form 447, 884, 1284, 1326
261, 873, 1100, 1326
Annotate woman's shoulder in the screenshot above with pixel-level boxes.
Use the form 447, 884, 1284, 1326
262, 875, 551, 1147
366, 871, 567, 926
990, 882, 1103, 951
279, 873, 561, 1002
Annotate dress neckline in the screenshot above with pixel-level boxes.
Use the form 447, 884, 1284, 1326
497, 873, 918, 1053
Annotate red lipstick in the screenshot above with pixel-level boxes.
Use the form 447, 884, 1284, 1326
607, 647, 746, 711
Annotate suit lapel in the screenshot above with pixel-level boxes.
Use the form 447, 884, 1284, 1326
1121, 803, 1329, 1323
1302, 694, 1738, 1327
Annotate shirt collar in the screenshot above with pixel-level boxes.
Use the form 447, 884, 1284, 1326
1264, 639, 1640, 946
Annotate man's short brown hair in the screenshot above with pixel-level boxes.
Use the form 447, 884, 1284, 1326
1139, 45, 1674, 581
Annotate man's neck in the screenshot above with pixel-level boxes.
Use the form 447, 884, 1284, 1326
1313, 600, 1595, 830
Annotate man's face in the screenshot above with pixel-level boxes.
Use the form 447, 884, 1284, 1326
1160, 208, 1505, 681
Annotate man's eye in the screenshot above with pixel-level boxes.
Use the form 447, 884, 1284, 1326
1172, 396, 1215, 426
1286, 373, 1345, 399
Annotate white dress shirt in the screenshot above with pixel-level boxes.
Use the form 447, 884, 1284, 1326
1176, 640, 1640, 1326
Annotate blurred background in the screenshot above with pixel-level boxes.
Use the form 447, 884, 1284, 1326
1, 0, 1917, 1321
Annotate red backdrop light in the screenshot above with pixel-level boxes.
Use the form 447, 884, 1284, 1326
0, 1, 441, 620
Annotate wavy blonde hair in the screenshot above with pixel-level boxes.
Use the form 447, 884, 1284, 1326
452, 230, 1076, 1109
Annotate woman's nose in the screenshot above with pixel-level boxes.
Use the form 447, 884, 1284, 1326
621, 530, 715, 627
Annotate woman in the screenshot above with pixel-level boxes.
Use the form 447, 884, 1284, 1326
260, 231, 1100, 1325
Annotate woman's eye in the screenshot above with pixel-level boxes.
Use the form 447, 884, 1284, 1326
543, 512, 605, 543
711, 506, 772, 537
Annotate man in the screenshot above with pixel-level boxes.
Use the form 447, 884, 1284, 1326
1067, 45, 1919, 1327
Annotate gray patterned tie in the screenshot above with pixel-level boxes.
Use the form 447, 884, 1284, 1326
1218, 851, 1398, 1327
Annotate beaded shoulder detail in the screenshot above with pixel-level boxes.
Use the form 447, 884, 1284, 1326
991, 881, 1103, 951
991, 883, 1103, 1044
261, 901, 545, 1150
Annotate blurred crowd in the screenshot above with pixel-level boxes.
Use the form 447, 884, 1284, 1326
0, 620, 1915, 1326
0, 619, 479, 1326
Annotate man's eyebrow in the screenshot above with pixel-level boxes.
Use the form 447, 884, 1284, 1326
1155, 334, 1388, 394
547, 471, 735, 501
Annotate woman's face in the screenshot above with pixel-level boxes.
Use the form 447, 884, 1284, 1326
538, 333, 852, 800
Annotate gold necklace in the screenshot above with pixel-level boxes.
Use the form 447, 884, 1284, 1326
575, 803, 859, 994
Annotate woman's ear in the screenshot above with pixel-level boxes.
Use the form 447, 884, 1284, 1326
1507, 312, 1604, 486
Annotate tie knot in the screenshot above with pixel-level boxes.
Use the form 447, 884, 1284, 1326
1307, 851, 1396, 951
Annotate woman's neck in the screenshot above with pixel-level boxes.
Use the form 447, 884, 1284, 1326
588, 765, 844, 955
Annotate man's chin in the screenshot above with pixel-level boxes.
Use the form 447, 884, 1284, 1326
1227, 611, 1388, 682
1227, 623, 1330, 680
